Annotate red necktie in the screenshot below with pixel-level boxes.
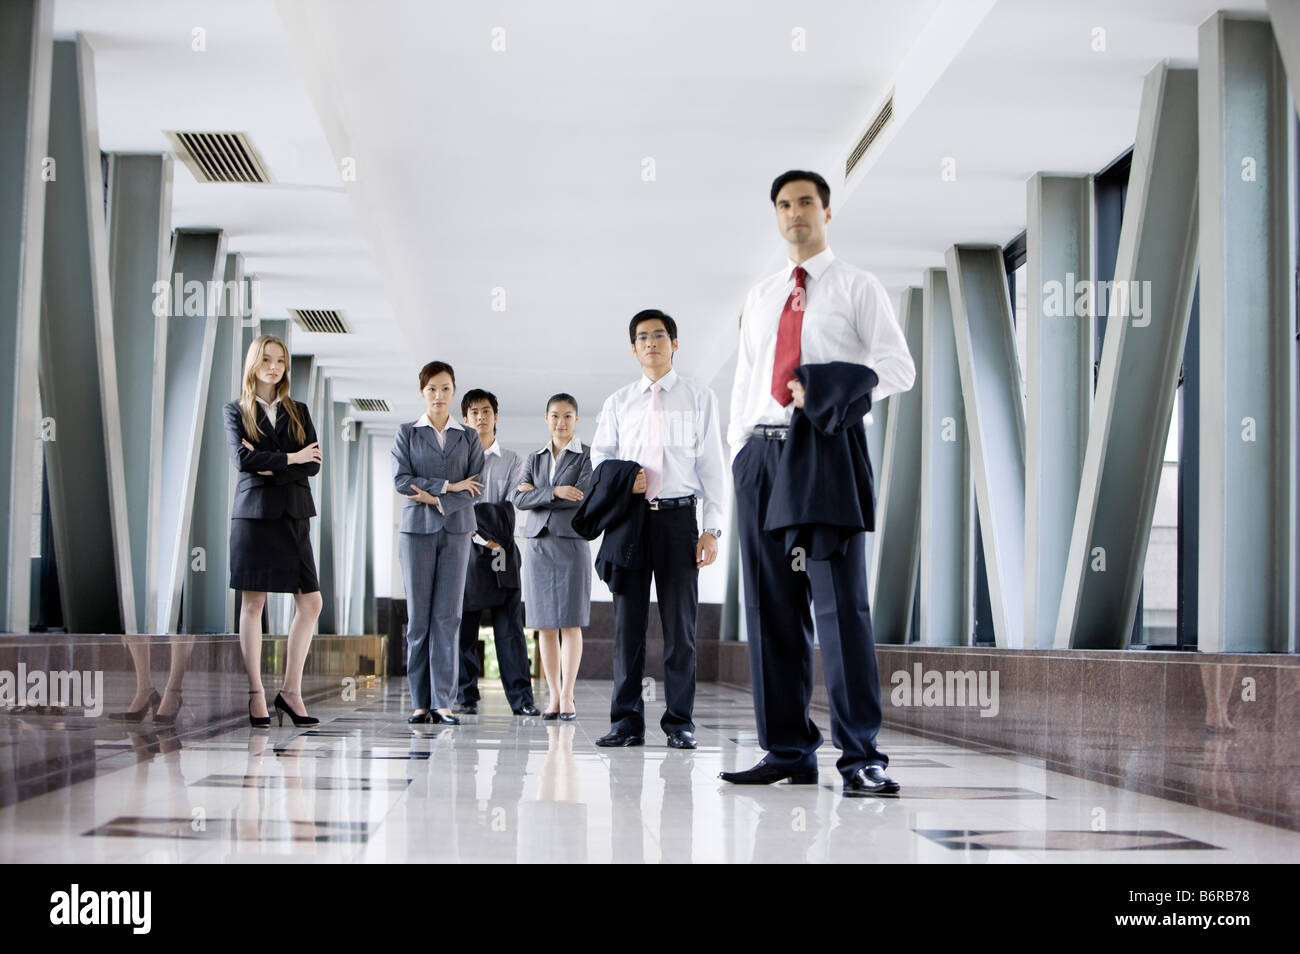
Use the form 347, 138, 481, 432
770, 266, 807, 406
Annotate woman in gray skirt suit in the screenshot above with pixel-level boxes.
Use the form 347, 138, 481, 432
392, 360, 486, 725
512, 393, 592, 720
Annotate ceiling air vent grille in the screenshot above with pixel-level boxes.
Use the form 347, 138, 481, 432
351, 398, 390, 413
845, 91, 893, 179
167, 131, 271, 184
289, 309, 349, 334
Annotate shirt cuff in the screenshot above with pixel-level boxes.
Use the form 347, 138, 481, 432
471, 533, 488, 546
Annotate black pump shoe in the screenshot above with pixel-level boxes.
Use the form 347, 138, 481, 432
430, 710, 460, 725
273, 691, 319, 728
248, 690, 271, 728
110, 689, 161, 723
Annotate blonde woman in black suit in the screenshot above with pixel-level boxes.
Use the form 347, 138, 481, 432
223, 334, 323, 728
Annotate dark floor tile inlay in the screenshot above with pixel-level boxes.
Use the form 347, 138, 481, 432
915, 829, 1222, 851
84, 816, 374, 842
189, 774, 411, 791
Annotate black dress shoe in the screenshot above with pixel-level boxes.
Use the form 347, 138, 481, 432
594, 731, 644, 747
455, 701, 477, 715
558, 710, 577, 721
513, 704, 541, 716
718, 758, 818, 785
408, 711, 433, 724
541, 711, 560, 721
666, 731, 697, 749
843, 765, 900, 796
430, 710, 460, 725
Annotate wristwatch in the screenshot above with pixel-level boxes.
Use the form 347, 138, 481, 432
703, 527, 722, 540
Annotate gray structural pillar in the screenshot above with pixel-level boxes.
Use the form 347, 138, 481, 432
946, 245, 1027, 648
1025, 175, 1094, 648
152, 228, 226, 633
1055, 64, 1200, 649
870, 287, 924, 643
316, 376, 338, 633
1198, 15, 1297, 653
107, 153, 172, 634
1266, 0, 1300, 111
0, 0, 52, 632
918, 268, 973, 645
330, 398, 350, 631
345, 420, 369, 634
184, 252, 244, 633
39, 37, 136, 634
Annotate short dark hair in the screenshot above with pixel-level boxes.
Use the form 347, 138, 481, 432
770, 169, 830, 208
418, 360, 455, 391
546, 392, 578, 415
461, 388, 498, 419
628, 309, 678, 345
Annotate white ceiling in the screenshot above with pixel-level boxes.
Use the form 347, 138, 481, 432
55, 0, 1269, 451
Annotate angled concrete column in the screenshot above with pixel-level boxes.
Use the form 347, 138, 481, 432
316, 377, 338, 633
1025, 175, 1094, 648
330, 398, 350, 630
1266, 0, 1300, 110
0, 0, 52, 632
946, 245, 1027, 648
918, 268, 973, 645
870, 287, 924, 643
184, 253, 244, 633
363, 433, 377, 634
151, 229, 226, 633
106, 153, 172, 634
39, 37, 136, 634
1198, 15, 1296, 653
345, 422, 369, 634
1055, 64, 1200, 649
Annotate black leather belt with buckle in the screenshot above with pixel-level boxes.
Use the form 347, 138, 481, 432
752, 425, 789, 440
646, 495, 697, 511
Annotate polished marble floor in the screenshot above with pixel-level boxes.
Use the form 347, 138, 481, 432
2, 679, 1296, 863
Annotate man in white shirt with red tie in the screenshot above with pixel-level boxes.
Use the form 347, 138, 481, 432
723, 170, 915, 796
589, 309, 728, 750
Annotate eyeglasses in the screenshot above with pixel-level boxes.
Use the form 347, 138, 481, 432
635, 332, 670, 343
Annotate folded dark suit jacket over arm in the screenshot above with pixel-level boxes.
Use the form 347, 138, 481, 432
463, 501, 521, 612
571, 459, 646, 594
763, 360, 879, 561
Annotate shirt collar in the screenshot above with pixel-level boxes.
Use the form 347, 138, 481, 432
638, 368, 679, 393
255, 395, 281, 408
540, 436, 582, 456
414, 413, 465, 432
482, 440, 502, 457
787, 246, 835, 281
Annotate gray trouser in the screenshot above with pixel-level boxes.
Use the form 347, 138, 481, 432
399, 530, 471, 710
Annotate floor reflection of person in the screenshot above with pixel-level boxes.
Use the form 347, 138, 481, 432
223, 334, 323, 729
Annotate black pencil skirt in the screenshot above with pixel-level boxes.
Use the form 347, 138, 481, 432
229, 516, 320, 594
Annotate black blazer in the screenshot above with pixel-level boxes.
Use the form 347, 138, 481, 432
763, 361, 878, 560
572, 459, 646, 594
223, 399, 320, 519
462, 501, 521, 612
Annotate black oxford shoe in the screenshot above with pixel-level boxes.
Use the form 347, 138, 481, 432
594, 731, 644, 747
455, 701, 477, 715
513, 704, 541, 716
718, 758, 818, 785
666, 731, 697, 749
843, 765, 900, 796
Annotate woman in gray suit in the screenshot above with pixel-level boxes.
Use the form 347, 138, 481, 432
392, 361, 485, 725
512, 393, 592, 720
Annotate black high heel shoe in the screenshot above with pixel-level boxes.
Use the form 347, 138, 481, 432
430, 710, 460, 725
110, 688, 160, 723
273, 690, 319, 727
248, 690, 271, 728
152, 689, 183, 726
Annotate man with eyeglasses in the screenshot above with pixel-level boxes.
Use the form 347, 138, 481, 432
588, 309, 727, 749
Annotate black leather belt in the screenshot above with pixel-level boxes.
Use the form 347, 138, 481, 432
646, 494, 696, 511
752, 425, 789, 440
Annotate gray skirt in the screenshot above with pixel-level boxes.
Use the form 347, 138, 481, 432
522, 532, 591, 628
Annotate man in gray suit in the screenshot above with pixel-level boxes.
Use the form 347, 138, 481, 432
455, 388, 540, 716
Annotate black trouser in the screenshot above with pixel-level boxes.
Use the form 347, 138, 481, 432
609, 505, 699, 736
733, 435, 887, 780
456, 587, 534, 711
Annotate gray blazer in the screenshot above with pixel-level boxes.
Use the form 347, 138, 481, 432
392, 421, 485, 534
511, 443, 593, 539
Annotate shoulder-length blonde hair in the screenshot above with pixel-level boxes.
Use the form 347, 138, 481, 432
239, 334, 307, 445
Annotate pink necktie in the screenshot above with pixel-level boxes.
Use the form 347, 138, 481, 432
642, 382, 664, 501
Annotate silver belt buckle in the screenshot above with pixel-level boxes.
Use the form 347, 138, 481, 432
647, 498, 661, 511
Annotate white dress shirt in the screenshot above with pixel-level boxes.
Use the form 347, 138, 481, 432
590, 368, 727, 532
727, 247, 915, 461
256, 395, 281, 426
413, 412, 463, 509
